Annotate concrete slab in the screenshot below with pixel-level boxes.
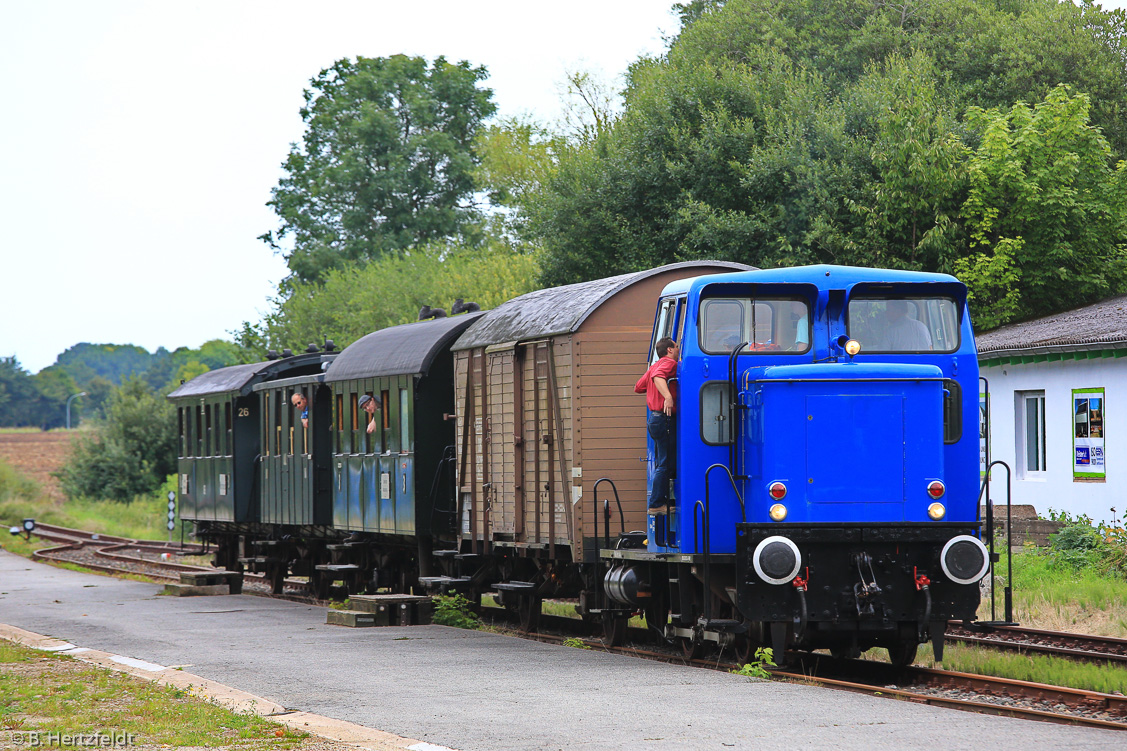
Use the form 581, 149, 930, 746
0, 548, 1122, 751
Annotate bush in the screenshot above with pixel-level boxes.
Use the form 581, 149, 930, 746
431, 592, 481, 629
56, 378, 176, 502
1043, 512, 1127, 580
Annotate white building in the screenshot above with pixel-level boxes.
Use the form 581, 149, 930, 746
977, 295, 1127, 526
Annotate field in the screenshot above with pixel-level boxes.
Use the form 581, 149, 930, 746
0, 429, 76, 502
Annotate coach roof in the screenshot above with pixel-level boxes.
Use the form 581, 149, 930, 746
451, 261, 751, 351
324, 312, 484, 382
167, 352, 333, 399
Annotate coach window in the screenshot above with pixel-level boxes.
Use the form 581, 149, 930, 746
177, 408, 185, 458
224, 403, 232, 456
195, 406, 203, 457
399, 388, 410, 453
335, 392, 344, 454
273, 390, 282, 456
350, 392, 360, 453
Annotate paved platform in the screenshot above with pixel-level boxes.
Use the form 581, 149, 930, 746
0, 549, 1122, 750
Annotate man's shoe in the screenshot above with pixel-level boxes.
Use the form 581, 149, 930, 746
647, 505, 667, 516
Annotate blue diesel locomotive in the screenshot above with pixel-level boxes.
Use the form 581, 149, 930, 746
600, 265, 988, 663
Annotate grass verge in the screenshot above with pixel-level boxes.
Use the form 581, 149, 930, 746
916, 642, 1127, 695
0, 459, 186, 542
0, 640, 307, 748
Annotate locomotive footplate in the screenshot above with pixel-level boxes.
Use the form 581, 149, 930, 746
735, 522, 984, 650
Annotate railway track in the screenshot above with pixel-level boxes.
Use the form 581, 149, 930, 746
20, 526, 1127, 731
477, 607, 1127, 732
947, 622, 1127, 665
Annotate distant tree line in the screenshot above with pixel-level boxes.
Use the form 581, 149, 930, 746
2, 341, 249, 502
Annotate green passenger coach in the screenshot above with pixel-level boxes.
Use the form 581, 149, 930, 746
167, 351, 335, 526
322, 312, 483, 570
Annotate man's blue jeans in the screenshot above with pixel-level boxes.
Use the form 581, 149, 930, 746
647, 410, 674, 508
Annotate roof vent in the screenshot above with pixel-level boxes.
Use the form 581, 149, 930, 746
419, 305, 447, 320
306, 343, 320, 353
282, 348, 293, 358
267, 350, 280, 360
324, 339, 336, 352
452, 298, 480, 314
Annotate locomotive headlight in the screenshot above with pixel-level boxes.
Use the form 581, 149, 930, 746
752, 536, 802, 584
768, 503, 788, 522
844, 339, 861, 356
927, 502, 946, 520
940, 535, 990, 585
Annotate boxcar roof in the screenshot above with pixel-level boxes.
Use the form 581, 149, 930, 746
452, 261, 751, 351
324, 312, 484, 382
167, 353, 333, 400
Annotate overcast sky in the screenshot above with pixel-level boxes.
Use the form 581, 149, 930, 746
0, 1, 678, 374
3, 1, 1125, 374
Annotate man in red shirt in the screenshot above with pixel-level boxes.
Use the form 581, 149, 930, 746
635, 337, 679, 514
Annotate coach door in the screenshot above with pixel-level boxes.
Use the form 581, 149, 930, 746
486, 345, 516, 537
522, 340, 562, 550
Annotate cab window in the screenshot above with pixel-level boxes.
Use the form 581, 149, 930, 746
699, 298, 810, 354
847, 297, 959, 353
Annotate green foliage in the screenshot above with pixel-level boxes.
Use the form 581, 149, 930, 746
731, 647, 775, 679
959, 87, 1127, 327
527, 0, 1127, 321
0, 357, 73, 428
0, 469, 187, 542
562, 637, 592, 649
0, 457, 39, 505
431, 592, 481, 629
263, 55, 498, 284
238, 242, 540, 355
1038, 510, 1127, 580
57, 379, 177, 502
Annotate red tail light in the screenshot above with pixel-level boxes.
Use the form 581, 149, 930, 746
927, 480, 945, 499
768, 482, 787, 500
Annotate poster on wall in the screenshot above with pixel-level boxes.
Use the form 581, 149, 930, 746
979, 391, 989, 477
1072, 388, 1106, 480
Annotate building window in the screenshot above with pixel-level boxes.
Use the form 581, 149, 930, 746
1016, 390, 1046, 477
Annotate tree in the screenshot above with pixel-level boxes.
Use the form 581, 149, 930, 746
528, 0, 1127, 287
262, 55, 497, 284
0, 358, 38, 427
957, 87, 1127, 328
57, 378, 177, 501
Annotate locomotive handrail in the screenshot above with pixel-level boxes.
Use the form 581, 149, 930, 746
692, 499, 713, 624
705, 462, 745, 523
727, 342, 751, 479
591, 477, 624, 563
976, 459, 1015, 626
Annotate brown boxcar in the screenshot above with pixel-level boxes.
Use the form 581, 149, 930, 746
449, 261, 750, 563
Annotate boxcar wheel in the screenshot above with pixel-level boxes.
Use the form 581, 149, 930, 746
268, 563, 286, 595
518, 596, 541, 633
887, 640, 919, 667
680, 635, 702, 660
602, 614, 627, 646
